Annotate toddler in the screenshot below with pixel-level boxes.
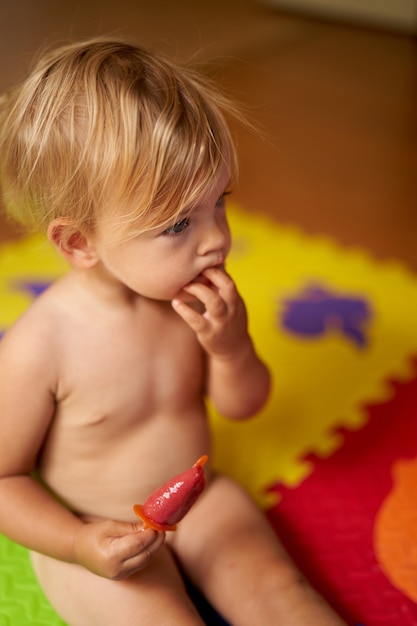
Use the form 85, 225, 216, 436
0, 38, 346, 625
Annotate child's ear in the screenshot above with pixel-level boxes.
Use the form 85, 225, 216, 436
47, 218, 99, 269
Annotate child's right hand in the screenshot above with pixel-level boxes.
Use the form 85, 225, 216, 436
73, 518, 165, 579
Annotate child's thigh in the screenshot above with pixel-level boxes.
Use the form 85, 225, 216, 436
31, 545, 204, 626
172, 475, 297, 613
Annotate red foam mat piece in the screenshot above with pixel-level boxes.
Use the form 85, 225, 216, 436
267, 360, 417, 625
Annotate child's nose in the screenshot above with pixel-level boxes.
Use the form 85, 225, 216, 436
198, 218, 230, 256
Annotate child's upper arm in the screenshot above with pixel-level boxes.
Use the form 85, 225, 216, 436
0, 317, 56, 476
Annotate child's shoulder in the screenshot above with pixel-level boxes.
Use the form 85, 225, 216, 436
0, 275, 71, 351
0, 276, 79, 394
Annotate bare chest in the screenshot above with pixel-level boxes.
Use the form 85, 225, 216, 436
30, 287, 210, 519
53, 304, 204, 430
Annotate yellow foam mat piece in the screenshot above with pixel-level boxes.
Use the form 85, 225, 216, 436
209, 206, 417, 507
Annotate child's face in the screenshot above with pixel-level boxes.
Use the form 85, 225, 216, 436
92, 164, 232, 302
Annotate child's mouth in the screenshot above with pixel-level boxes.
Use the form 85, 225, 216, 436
194, 265, 226, 285
176, 266, 226, 303
192, 273, 211, 287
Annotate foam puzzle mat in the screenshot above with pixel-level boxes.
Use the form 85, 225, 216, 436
1, 204, 417, 625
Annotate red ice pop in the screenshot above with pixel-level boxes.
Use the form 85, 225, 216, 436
133, 455, 208, 531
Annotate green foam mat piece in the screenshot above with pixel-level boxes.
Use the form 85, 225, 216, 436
0, 534, 65, 625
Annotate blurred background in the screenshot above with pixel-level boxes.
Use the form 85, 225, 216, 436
0, 0, 416, 268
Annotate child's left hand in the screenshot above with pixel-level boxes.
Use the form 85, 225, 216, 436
172, 267, 248, 358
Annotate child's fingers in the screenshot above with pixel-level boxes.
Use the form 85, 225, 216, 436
181, 283, 228, 319
116, 528, 165, 578
201, 266, 231, 286
201, 267, 237, 303
171, 298, 208, 333
106, 525, 164, 580
75, 519, 164, 579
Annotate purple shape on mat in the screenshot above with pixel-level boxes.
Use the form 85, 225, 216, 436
281, 285, 371, 348
13, 280, 52, 298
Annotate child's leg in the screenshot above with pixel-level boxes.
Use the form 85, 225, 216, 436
172, 475, 347, 626
31, 544, 205, 626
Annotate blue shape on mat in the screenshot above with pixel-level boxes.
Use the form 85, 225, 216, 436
281, 285, 371, 348
13, 280, 52, 298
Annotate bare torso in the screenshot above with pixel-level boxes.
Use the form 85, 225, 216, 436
30, 273, 210, 522
0, 266, 345, 626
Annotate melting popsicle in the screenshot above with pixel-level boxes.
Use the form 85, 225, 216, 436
133, 455, 208, 531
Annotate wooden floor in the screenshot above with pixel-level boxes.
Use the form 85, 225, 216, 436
0, 1, 416, 269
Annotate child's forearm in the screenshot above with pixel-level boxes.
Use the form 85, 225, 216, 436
0, 474, 83, 562
208, 340, 271, 419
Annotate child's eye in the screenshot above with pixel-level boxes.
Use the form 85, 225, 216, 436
162, 217, 190, 236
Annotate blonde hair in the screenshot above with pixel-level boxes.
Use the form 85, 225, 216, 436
0, 37, 239, 242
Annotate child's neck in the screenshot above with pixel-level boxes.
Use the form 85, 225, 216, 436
69, 264, 142, 310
